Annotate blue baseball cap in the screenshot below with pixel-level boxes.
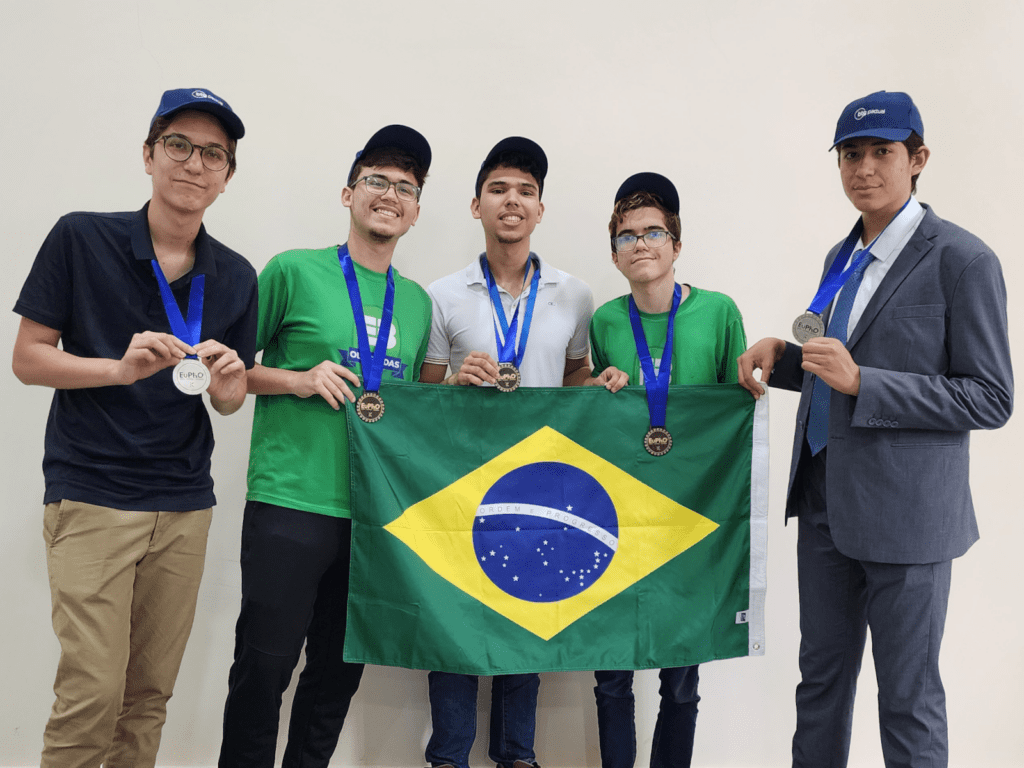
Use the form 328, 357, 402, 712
831, 91, 923, 150
349, 125, 432, 181
151, 88, 244, 140
476, 136, 548, 197
614, 172, 679, 215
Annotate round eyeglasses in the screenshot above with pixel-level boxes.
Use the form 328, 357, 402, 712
612, 230, 677, 252
352, 174, 421, 203
157, 134, 232, 172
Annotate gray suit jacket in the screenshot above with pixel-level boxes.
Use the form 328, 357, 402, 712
773, 205, 1013, 563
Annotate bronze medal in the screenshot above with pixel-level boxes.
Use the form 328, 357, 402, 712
495, 362, 521, 393
792, 311, 825, 344
355, 391, 385, 423
643, 426, 673, 457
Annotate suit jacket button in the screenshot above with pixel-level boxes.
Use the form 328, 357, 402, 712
883, 419, 892, 427
892, 421, 899, 428
868, 418, 876, 426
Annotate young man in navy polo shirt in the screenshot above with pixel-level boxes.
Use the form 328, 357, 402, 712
12, 88, 257, 768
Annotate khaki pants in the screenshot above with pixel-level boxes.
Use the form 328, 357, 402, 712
41, 500, 212, 768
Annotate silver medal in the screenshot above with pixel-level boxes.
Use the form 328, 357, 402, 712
792, 312, 825, 344
172, 358, 210, 395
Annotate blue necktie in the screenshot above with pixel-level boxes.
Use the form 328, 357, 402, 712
806, 252, 873, 455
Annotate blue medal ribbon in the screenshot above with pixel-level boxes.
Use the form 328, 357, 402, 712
628, 283, 682, 429
480, 254, 541, 368
804, 197, 911, 316
338, 244, 395, 393
151, 260, 204, 358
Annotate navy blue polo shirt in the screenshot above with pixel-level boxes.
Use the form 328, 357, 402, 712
14, 204, 258, 511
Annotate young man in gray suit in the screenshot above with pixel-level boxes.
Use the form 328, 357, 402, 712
737, 91, 1013, 767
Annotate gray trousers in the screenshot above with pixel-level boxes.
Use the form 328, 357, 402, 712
792, 447, 952, 768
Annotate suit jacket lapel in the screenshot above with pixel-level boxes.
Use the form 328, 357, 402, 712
847, 206, 938, 351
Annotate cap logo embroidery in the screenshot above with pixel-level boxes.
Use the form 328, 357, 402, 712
854, 108, 885, 120
191, 90, 225, 106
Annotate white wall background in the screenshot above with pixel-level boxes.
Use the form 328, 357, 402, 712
1, 2, 1021, 766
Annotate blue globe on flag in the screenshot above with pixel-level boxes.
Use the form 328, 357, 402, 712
473, 462, 619, 603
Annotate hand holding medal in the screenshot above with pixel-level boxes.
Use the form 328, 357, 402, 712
793, 198, 910, 343
449, 351, 501, 386
480, 254, 540, 393
116, 330, 195, 386
150, 260, 210, 395
193, 339, 246, 405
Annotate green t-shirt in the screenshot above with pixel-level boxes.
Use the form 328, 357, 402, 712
589, 286, 746, 385
247, 246, 432, 518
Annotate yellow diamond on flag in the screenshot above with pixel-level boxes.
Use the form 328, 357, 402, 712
384, 426, 719, 640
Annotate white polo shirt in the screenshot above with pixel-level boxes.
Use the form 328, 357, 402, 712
425, 254, 594, 388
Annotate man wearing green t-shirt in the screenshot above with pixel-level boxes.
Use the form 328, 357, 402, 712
585, 173, 747, 768
219, 126, 433, 768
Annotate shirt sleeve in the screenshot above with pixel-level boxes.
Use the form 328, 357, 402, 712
720, 300, 748, 384
255, 255, 290, 353
410, 290, 433, 380
424, 281, 452, 366
567, 279, 595, 360
13, 216, 75, 331
589, 314, 609, 377
222, 265, 259, 369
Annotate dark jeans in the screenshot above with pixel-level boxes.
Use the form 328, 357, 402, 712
219, 501, 365, 768
425, 671, 540, 768
593, 666, 700, 768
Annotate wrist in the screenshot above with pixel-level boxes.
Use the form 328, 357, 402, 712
112, 358, 135, 387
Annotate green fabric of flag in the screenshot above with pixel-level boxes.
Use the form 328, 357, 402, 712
344, 380, 768, 674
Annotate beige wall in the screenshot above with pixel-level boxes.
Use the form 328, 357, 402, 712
2, 1, 1021, 766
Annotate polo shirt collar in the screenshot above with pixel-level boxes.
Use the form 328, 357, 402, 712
130, 202, 217, 279
466, 252, 561, 289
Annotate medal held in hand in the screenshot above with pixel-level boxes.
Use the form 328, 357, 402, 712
338, 244, 396, 423
495, 362, 521, 393
151, 260, 207, 396
629, 284, 682, 457
792, 311, 825, 344
172, 358, 210, 394
794, 197, 910, 343
481, 254, 541, 393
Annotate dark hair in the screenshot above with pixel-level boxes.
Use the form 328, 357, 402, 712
475, 151, 545, 199
144, 113, 238, 176
348, 147, 428, 189
902, 131, 926, 194
608, 191, 681, 251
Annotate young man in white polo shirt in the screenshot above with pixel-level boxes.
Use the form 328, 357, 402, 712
419, 136, 594, 768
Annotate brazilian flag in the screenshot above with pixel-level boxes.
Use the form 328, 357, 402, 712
344, 381, 768, 674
